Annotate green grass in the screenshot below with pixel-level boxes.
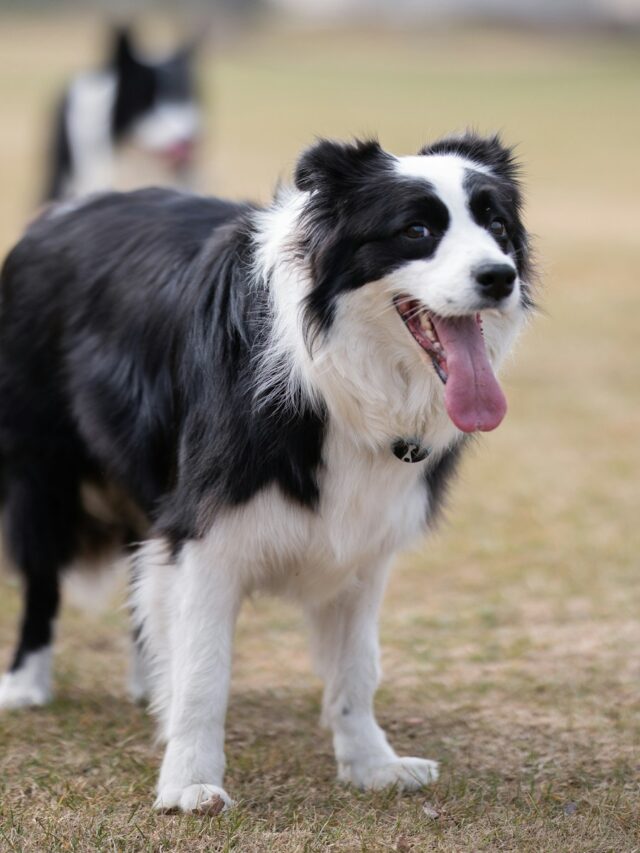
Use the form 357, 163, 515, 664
1, 15, 640, 852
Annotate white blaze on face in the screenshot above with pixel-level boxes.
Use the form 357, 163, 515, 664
392, 154, 520, 317
387, 153, 523, 433
131, 102, 200, 156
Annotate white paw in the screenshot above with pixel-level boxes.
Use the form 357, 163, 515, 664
0, 648, 52, 711
154, 783, 234, 815
338, 755, 439, 791
0, 671, 51, 710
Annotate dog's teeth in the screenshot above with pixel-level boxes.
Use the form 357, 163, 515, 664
418, 313, 436, 342
418, 313, 432, 331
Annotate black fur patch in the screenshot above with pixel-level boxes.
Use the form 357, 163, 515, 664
296, 139, 451, 343
464, 168, 533, 307
419, 132, 521, 185
424, 440, 468, 525
1, 189, 325, 557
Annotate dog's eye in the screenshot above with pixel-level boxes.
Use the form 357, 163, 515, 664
404, 223, 431, 239
489, 218, 507, 238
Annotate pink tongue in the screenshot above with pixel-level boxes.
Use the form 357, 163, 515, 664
431, 315, 507, 433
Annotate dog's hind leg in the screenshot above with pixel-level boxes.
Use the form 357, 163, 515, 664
306, 558, 439, 792
0, 455, 79, 710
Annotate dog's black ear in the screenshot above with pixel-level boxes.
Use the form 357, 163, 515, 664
420, 132, 520, 185
295, 138, 388, 192
111, 25, 136, 68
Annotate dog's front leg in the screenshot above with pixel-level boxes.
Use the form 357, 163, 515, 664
154, 536, 242, 814
306, 559, 438, 792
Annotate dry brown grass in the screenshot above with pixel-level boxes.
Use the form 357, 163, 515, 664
1, 14, 640, 852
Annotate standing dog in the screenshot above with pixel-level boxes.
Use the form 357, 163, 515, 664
0, 133, 533, 811
44, 26, 200, 201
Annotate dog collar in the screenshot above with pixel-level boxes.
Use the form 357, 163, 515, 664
392, 437, 431, 463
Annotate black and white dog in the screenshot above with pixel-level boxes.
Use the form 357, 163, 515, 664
44, 26, 200, 201
0, 133, 532, 812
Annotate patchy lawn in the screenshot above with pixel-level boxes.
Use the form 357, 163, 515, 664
1, 17, 639, 853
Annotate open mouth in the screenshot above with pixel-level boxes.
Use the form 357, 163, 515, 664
394, 295, 507, 434
393, 296, 449, 383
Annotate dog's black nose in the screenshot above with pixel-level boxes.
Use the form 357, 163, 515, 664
474, 263, 516, 301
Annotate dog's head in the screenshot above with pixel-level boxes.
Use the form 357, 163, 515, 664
111, 27, 200, 173
293, 134, 533, 437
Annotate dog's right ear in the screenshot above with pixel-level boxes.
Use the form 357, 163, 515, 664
111, 25, 136, 68
294, 138, 387, 192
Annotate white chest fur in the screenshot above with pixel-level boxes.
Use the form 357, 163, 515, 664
200, 425, 446, 606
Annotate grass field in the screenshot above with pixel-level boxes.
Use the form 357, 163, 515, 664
1, 14, 640, 852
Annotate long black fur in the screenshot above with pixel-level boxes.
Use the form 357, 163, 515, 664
0, 188, 326, 667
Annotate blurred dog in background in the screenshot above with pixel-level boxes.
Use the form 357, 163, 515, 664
44, 26, 201, 200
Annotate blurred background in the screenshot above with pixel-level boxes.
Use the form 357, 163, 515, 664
0, 1, 639, 849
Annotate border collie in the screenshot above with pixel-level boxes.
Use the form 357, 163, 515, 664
0, 133, 533, 812
44, 26, 200, 201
